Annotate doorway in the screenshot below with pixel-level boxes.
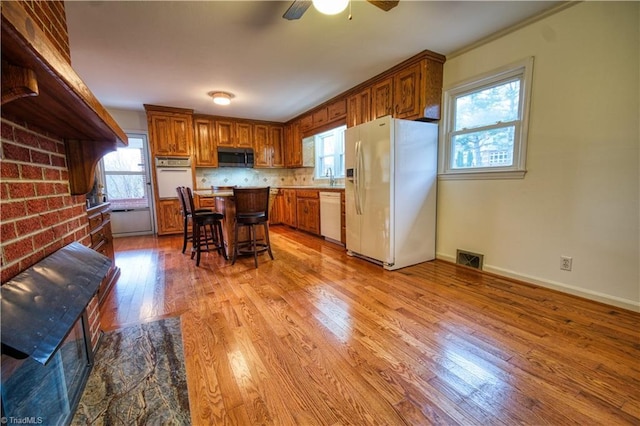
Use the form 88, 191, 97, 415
101, 134, 155, 236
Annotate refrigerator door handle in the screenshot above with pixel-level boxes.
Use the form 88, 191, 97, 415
355, 140, 363, 215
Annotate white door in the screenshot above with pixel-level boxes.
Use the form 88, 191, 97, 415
101, 134, 154, 236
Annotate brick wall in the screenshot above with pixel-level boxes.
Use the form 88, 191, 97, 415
19, 0, 71, 63
0, 117, 102, 349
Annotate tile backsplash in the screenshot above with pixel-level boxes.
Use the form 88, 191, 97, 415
195, 167, 330, 189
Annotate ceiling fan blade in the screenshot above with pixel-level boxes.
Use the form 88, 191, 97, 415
283, 1, 312, 20
367, 0, 400, 12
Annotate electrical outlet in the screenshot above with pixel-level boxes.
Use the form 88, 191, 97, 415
560, 256, 572, 271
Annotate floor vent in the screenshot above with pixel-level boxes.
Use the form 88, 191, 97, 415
456, 250, 484, 270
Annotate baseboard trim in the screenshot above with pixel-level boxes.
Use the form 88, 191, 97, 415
436, 253, 639, 313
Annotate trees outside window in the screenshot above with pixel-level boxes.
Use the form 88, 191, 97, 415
440, 57, 533, 179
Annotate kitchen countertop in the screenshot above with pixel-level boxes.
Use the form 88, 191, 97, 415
195, 186, 344, 197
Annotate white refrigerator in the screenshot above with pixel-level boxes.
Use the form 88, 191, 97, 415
345, 115, 438, 270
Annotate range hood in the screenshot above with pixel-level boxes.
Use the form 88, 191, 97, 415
0, 242, 111, 365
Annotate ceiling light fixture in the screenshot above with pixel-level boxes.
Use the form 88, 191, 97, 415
312, 0, 349, 15
208, 91, 233, 106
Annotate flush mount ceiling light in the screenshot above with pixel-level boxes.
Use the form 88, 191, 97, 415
208, 91, 234, 105
312, 0, 349, 15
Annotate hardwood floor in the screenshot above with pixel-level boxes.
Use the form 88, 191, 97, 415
101, 226, 640, 425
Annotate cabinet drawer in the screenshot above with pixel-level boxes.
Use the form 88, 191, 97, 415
199, 197, 216, 208
88, 214, 102, 231
90, 225, 108, 247
296, 189, 319, 199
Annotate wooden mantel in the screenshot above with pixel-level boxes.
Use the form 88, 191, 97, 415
1, 1, 127, 195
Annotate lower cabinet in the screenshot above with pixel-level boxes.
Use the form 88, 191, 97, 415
282, 189, 297, 228
87, 202, 120, 305
296, 190, 320, 236
157, 199, 183, 235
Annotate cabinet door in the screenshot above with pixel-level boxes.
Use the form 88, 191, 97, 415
171, 116, 192, 156
312, 108, 328, 128
283, 189, 297, 227
270, 191, 284, 225
327, 99, 347, 121
372, 77, 394, 119
299, 114, 313, 132
149, 114, 174, 155
236, 122, 253, 148
297, 198, 320, 235
215, 120, 235, 147
347, 88, 371, 128
393, 62, 422, 120
305, 198, 320, 235
284, 121, 302, 168
270, 125, 284, 168
157, 199, 183, 235
194, 118, 217, 166
254, 124, 270, 167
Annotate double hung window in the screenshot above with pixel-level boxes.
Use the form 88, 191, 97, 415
440, 57, 533, 179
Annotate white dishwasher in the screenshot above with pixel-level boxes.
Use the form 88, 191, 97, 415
320, 192, 342, 243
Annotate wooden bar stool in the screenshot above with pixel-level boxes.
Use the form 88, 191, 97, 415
176, 186, 213, 254
232, 187, 274, 268
180, 187, 227, 266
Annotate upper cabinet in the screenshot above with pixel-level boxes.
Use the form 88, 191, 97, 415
344, 51, 445, 127
215, 119, 253, 148
145, 105, 193, 157
347, 88, 371, 128
284, 120, 303, 168
298, 98, 347, 134
193, 116, 217, 167
255, 124, 284, 168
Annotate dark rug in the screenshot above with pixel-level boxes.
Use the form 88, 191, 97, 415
72, 317, 191, 425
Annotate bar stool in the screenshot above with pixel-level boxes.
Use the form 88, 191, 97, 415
180, 187, 227, 266
176, 186, 213, 254
232, 187, 274, 268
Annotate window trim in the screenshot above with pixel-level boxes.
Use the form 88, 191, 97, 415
314, 125, 346, 180
439, 57, 534, 180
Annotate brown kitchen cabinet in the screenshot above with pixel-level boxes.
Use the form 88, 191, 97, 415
215, 119, 254, 148
371, 77, 394, 120
157, 198, 183, 235
327, 98, 347, 121
145, 105, 193, 157
282, 189, 297, 227
284, 121, 303, 168
194, 116, 217, 167
255, 124, 284, 168
87, 202, 119, 305
269, 189, 284, 225
296, 189, 320, 235
347, 88, 371, 128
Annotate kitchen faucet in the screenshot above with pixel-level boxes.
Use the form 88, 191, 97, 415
325, 168, 335, 187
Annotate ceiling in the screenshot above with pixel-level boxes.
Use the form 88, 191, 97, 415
65, 0, 562, 123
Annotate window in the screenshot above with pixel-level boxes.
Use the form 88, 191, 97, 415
313, 125, 346, 179
440, 57, 533, 179
102, 135, 151, 210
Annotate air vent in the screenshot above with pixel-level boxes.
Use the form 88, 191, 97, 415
456, 250, 484, 270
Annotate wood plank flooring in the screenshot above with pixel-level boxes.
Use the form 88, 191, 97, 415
101, 226, 640, 425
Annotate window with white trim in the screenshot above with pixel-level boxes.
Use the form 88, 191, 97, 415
440, 57, 533, 179
313, 125, 346, 179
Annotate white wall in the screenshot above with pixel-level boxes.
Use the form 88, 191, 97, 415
107, 108, 148, 134
437, 2, 639, 311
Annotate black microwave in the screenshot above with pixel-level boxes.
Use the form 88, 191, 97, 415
217, 147, 254, 168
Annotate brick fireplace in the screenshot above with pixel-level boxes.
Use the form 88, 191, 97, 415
1, 1, 127, 421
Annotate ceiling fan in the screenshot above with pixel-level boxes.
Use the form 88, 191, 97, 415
283, 0, 399, 20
